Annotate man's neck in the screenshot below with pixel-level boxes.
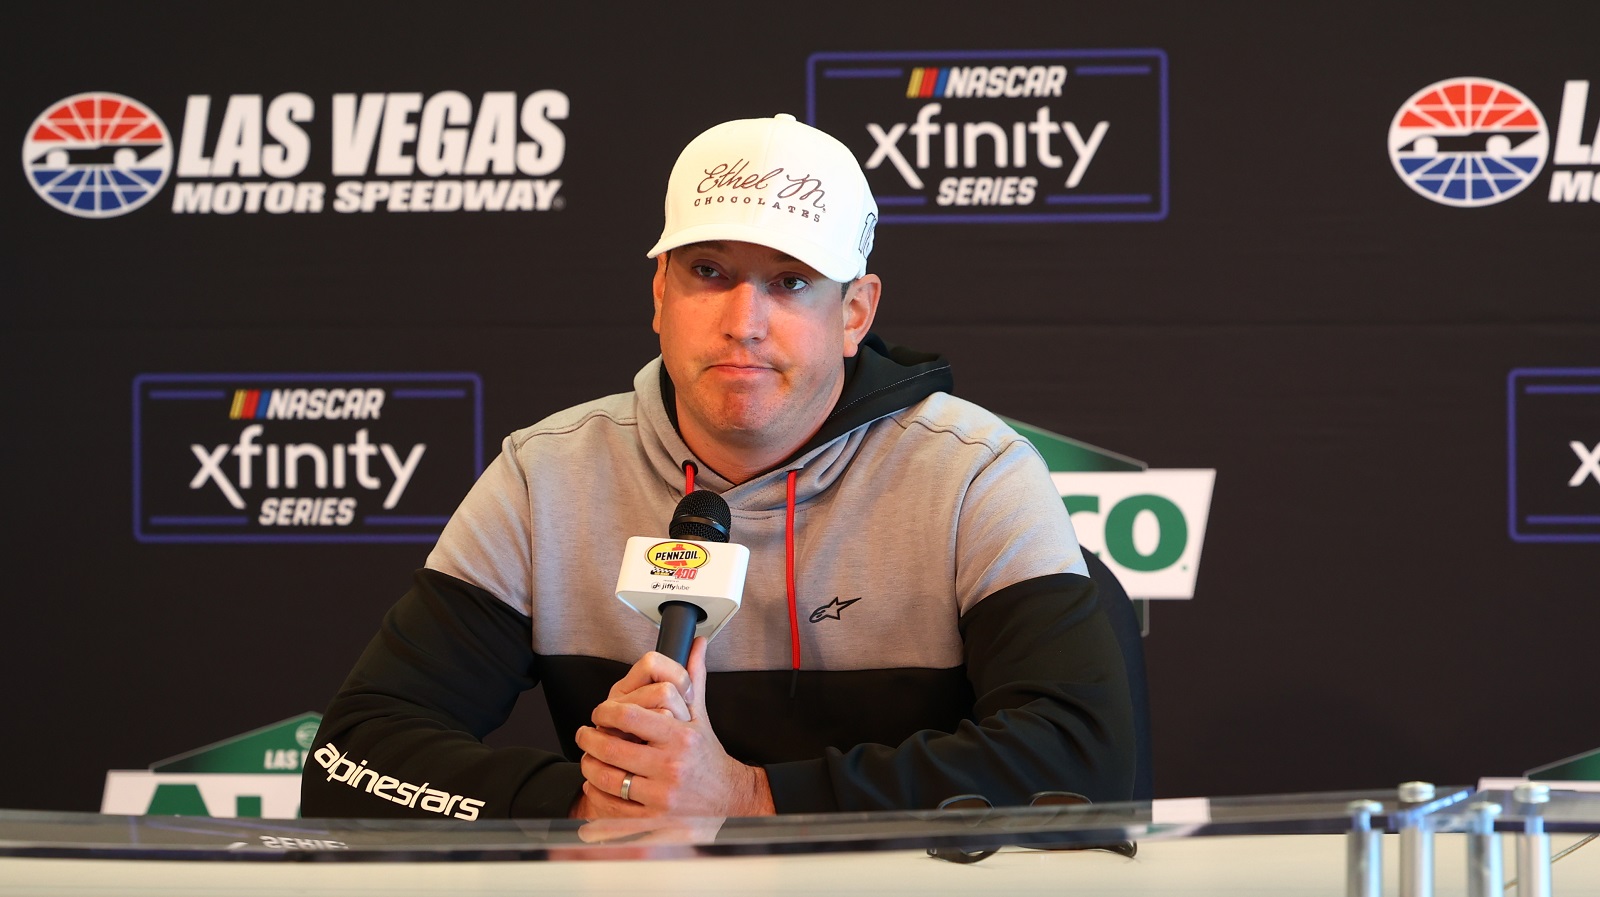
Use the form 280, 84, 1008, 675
674, 404, 811, 486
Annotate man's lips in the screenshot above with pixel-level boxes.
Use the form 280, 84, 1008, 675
703, 362, 778, 386
707, 361, 775, 373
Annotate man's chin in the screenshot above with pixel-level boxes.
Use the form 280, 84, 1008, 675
707, 413, 780, 440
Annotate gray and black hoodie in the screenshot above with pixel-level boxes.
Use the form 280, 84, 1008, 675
303, 335, 1135, 820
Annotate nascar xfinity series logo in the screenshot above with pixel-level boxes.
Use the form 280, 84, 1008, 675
1389, 76, 1600, 207
1508, 369, 1600, 543
133, 373, 482, 543
23, 90, 567, 218
807, 49, 1168, 223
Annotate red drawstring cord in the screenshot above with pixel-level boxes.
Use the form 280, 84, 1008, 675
681, 460, 801, 689
785, 469, 800, 674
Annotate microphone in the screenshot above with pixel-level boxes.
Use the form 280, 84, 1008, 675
655, 491, 730, 665
614, 490, 748, 667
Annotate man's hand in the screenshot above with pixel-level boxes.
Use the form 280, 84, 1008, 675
570, 637, 776, 819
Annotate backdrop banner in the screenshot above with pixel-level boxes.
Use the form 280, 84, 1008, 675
4, 1, 1597, 811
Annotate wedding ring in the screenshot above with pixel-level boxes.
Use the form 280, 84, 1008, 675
619, 773, 634, 802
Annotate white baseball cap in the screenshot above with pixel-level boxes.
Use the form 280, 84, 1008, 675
647, 114, 878, 283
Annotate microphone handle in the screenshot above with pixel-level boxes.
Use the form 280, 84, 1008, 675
654, 601, 706, 667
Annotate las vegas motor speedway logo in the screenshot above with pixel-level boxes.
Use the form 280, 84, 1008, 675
23, 93, 174, 219
1389, 77, 1549, 207
807, 49, 1168, 223
133, 373, 482, 543
1389, 76, 1600, 207
23, 90, 568, 218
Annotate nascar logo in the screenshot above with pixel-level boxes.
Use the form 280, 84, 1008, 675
905, 66, 1068, 99
228, 388, 386, 421
1388, 77, 1548, 207
23, 92, 173, 219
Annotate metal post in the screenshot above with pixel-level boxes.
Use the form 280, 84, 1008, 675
1347, 799, 1384, 897
1514, 783, 1552, 897
1398, 781, 1436, 897
1465, 801, 1503, 897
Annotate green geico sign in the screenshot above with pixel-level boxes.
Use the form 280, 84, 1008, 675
1007, 418, 1215, 600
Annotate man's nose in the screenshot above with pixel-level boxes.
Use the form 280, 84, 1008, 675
721, 281, 768, 341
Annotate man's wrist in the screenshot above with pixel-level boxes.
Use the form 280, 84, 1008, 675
743, 764, 777, 816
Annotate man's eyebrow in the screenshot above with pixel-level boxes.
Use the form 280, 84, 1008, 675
685, 240, 801, 265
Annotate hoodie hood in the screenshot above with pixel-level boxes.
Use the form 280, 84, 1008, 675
639, 333, 953, 508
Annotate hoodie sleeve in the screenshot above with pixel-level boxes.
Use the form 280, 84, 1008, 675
762, 435, 1137, 811
300, 568, 583, 820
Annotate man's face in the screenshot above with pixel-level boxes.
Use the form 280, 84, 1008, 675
653, 240, 879, 467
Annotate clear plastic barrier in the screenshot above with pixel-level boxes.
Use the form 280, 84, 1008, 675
0, 787, 1479, 862
1425, 787, 1600, 834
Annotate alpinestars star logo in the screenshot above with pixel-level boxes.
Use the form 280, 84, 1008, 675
809, 596, 862, 622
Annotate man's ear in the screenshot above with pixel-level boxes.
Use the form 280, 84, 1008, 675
651, 253, 669, 334
841, 274, 882, 357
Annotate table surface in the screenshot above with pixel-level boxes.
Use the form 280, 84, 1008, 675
4, 833, 1599, 897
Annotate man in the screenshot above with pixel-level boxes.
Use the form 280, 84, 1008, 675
303, 114, 1134, 821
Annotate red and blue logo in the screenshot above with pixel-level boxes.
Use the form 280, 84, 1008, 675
22, 92, 173, 218
1388, 77, 1548, 207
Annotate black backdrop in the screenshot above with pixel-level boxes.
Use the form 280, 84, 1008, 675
5, 1, 1598, 812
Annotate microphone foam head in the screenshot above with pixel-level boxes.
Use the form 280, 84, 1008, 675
669, 489, 732, 543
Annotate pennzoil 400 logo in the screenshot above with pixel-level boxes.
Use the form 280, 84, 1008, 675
133, 373, 482, 543
23, 89, 568, 218
646, 542, 708, 579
